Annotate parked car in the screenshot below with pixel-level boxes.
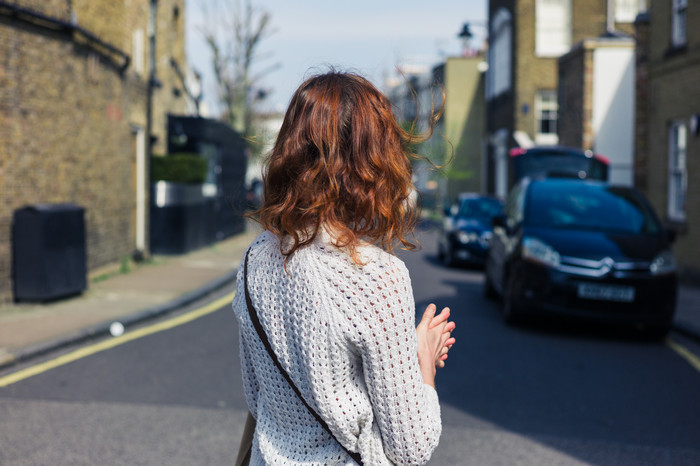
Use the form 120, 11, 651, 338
510, 145, 609, 183
438, 193, 504, 267
484, 178, 677, 338
246, 179, 263, 210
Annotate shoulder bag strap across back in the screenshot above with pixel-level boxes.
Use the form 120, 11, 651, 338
243, 249, 363, 466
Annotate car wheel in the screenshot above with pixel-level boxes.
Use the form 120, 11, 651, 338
501, 272, 523, 325
442, 242, 454, 268
483, 263, 497, 300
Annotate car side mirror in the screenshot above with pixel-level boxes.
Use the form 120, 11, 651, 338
665, 228, 677, 243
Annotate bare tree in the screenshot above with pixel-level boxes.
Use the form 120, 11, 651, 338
200, 0, 277, 141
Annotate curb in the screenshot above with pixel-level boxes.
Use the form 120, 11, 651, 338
0, 268, 239, 372
672, 321, 700, 343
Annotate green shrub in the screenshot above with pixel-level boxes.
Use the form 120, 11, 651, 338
151, 153, 208, 184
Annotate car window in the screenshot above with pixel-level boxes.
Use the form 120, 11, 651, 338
458, 198, 503, 219
526, 183, 661, 234
504, 183, 525, 229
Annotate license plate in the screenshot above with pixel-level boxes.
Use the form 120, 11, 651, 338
456, 250, 471, 259
577, 283, 635, 302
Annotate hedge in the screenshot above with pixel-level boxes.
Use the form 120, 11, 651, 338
151, 153, 208, 184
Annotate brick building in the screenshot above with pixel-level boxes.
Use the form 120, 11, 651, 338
557, 35, 636, 185
635, 0, 700, 282
486, 0, 644, 197
0, 0, 189, 302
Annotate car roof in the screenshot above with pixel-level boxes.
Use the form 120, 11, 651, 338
526, 177, 639, 192
512, 145, 590, 155
457, 192, 502, 201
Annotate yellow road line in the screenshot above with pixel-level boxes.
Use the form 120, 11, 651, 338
0, 291, 236, 388
666, 338, 700, 373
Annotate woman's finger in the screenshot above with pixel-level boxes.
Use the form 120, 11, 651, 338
419, 304, 437, 328
429, 307, 450, 329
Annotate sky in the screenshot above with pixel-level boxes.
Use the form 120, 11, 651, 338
185, 0, 487, 115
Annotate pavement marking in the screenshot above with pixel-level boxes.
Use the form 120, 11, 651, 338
0, 291, 236, 388
666, 338, 700, 373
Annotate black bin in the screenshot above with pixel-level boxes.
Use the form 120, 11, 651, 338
12, 204, 87, 302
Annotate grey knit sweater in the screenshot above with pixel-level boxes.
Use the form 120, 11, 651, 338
232, 230, 442, 465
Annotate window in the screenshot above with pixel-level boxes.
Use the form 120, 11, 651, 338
672, 0, 687, 47
668, 121, 687, 222
488, 8, 512, 98
615, 0, 646, 23
535, 90, 559, 145
535, 0, 571, 57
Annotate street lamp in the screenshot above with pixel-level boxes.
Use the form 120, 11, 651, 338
458, 23, 474, 56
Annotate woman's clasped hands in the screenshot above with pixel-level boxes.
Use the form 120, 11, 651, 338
416, 304, 456, 387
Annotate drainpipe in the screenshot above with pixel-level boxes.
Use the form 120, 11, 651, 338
607, 0, 615, 34
141, 0, 158, 259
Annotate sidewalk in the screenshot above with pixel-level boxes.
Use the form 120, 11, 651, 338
0, 225, 262, 369
1, 225, 700, 370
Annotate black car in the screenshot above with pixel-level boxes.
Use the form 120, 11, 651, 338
438, 194, 504, 267
484, 178, 677, 338
510, 145, 610, 182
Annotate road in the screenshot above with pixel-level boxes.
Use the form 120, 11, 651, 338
1, 226, 700, 465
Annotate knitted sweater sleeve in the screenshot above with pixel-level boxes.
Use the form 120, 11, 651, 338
352, 255, 442, 465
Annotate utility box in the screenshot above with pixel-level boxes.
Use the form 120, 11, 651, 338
12, 204, 87, 302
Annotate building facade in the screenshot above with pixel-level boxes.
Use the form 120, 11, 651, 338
635, 0, 700, 282
558, 35, 636, 185
0, 0, 189, 302
438, 56, 487, 200
486, 0, 645, 197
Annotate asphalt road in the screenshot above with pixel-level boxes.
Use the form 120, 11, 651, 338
1, 226, 700, 465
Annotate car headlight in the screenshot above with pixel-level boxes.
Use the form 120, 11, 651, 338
650, 250, 677, 275
522, 237, 560, 268
457, 231, 479, 243
480, 231, 493, 246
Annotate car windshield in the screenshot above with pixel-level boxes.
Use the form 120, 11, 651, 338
458, 198, 503, 219
513, 152, 607, 181
526, 182, 661, 234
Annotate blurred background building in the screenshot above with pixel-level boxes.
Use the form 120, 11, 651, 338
0, 0, 196, 302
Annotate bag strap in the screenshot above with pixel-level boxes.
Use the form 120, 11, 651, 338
243, 249, 363, 465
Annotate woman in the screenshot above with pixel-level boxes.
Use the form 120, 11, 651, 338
232, 71, 455, 465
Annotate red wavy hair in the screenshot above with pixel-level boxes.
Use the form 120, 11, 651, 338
256, 71, 433, 263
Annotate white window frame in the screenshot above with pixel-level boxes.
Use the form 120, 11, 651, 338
535, 0, 572, 57
615, 0, 646, 23
672, 0, 687, 48
535, 90, 559, 145
488, 8, 513, 99
667, 121, 687, 222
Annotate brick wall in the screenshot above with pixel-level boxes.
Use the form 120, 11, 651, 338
2, 0, 71, 20
0, 0, 188, 301
513, 0, 631, 141
0, 20, 137, 301
152, 0, 187, 155
490, 0, 641, 145
633, 14, 650, 191
557, 45, 586, 148
643, 0, 700, 280
73, 0, 127, 51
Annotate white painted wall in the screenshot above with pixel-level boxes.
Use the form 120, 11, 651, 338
592, 46, 635, 185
